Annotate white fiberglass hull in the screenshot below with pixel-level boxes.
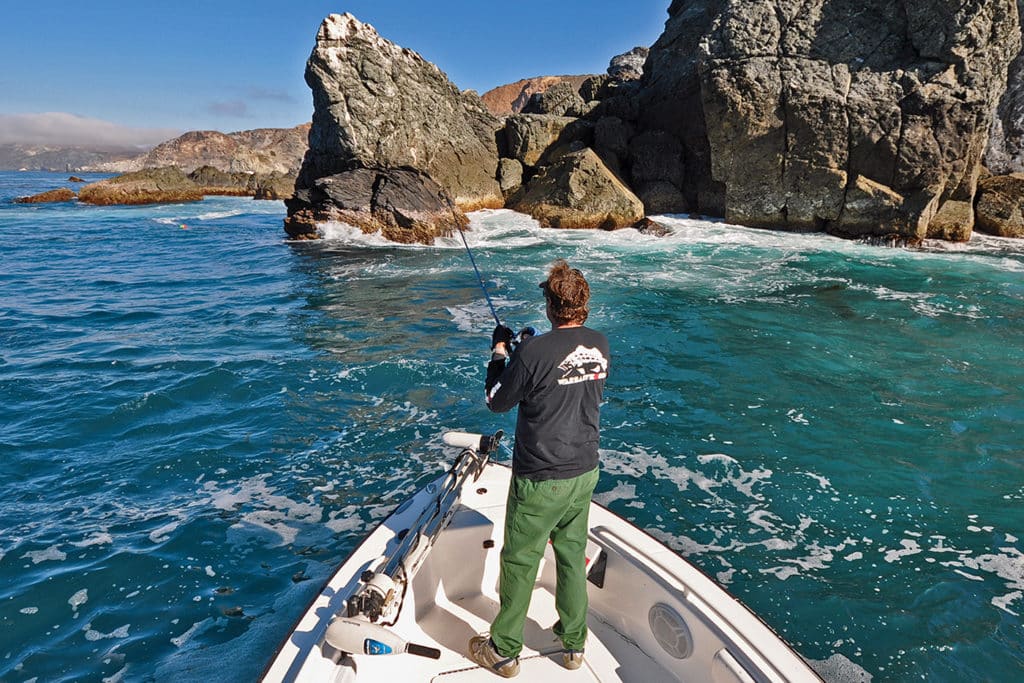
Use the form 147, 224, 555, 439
262, 461, 821, 682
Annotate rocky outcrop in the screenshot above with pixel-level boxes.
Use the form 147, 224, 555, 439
521, 82, 589, 118
85, 125, 310, 176
78, 167, 203, 205
986, 0, 1024, 174
481, 76, 595, 117
284, 166, 467, 243
975, 174, 1024, 237
636, 0, 1021, 241
508, 148, 644, 229
608, 47, 649, 82
296, 13, 502, 210
14, 188, 76, 204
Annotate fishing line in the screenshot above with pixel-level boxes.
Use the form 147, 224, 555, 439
455, 224, 502, 326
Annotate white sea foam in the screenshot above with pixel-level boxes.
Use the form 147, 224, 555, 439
21, 545, 66, 564
170, 618, 212, 647
19, 607, 38, 615
71, 532, 114, 548
593, 481, 636, 506
84, 623, 130, 641
68, 589, 88, 612
149, 520, 180, 544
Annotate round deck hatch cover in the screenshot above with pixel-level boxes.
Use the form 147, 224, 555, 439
648, 603, 693, 659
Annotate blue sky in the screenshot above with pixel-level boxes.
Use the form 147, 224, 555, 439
0, 1, 669, 146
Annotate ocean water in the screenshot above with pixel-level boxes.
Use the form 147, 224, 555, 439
1, 171, 1022, 682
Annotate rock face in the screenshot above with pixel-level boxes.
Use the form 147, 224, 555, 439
986, 0, 1024, 174
637, 0, 1021, 241
78, 167, 203, 205
975, 174, 1024, 237
296, 13, 502, 210
85, 125, 310, 176
284, 166, 467, 243
481, 76, 595, 117
508, 148, 644, 229
608, 47, 649, 82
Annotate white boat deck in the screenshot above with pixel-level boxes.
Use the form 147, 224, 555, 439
263, 463, 821, 682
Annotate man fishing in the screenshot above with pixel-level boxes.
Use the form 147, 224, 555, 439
468, 259, 610, 677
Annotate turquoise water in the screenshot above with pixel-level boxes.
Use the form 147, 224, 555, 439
1, 171, 1022, 681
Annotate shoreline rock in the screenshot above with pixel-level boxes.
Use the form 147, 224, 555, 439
285, 166, 467, 243
14, 188, 76, 204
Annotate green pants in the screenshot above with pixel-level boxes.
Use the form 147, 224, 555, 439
490, 467, 599, 658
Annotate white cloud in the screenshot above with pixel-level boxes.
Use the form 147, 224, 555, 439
0, 112, 181, 148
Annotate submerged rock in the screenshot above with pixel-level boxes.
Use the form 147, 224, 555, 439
285, 166, 468, 243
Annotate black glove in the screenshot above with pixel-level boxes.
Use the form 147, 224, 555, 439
518, 326, 536, 341
491, 324, 514, 349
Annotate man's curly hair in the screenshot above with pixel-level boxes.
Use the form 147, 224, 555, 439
540, 259, 590, 325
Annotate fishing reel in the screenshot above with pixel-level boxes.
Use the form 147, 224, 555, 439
347, 568, 402, 624
513, 326, 536, 347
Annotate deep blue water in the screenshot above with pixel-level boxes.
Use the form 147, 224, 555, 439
1, 172, 1022, 682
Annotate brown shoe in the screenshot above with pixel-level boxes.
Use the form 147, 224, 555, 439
468, 635, 520, 678
562, 649, 584, 670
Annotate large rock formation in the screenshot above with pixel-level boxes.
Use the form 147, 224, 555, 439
286, 13, 505, 241
636, 0, 1021, 242
296, 13, 502, 209
507, 148, 645, 229
85, 125, 310, 176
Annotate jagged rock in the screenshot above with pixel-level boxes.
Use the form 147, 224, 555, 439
634, 216, 672, 236
592, 81, 642, 122
636, 181, 689, 215
594, 116, 635, 167
481, 75, 595, 117
252, 172, 296, 200
14, 188, 76, 204
927, 200, 974, 241
629, 130, 685, 192
975, 174, 1024, 237
638, 0, 1021, 241
85, 125, 310, 175
78, 167, 203, 205
188, 166, 254, 197
284, 166, 467, 243
498, 158, 524, 196
504, 114, 580, 168
296, 13, 502, 214
986, 0, 1024, 174
508, 148, 644, 229
68, 176, 85, 183
608, 47, 649, 82
579, 75, 610, 102
521, 82, 587, 117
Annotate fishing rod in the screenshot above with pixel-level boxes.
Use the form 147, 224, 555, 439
455, 224, 536, 345
455, 224, 501, 327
